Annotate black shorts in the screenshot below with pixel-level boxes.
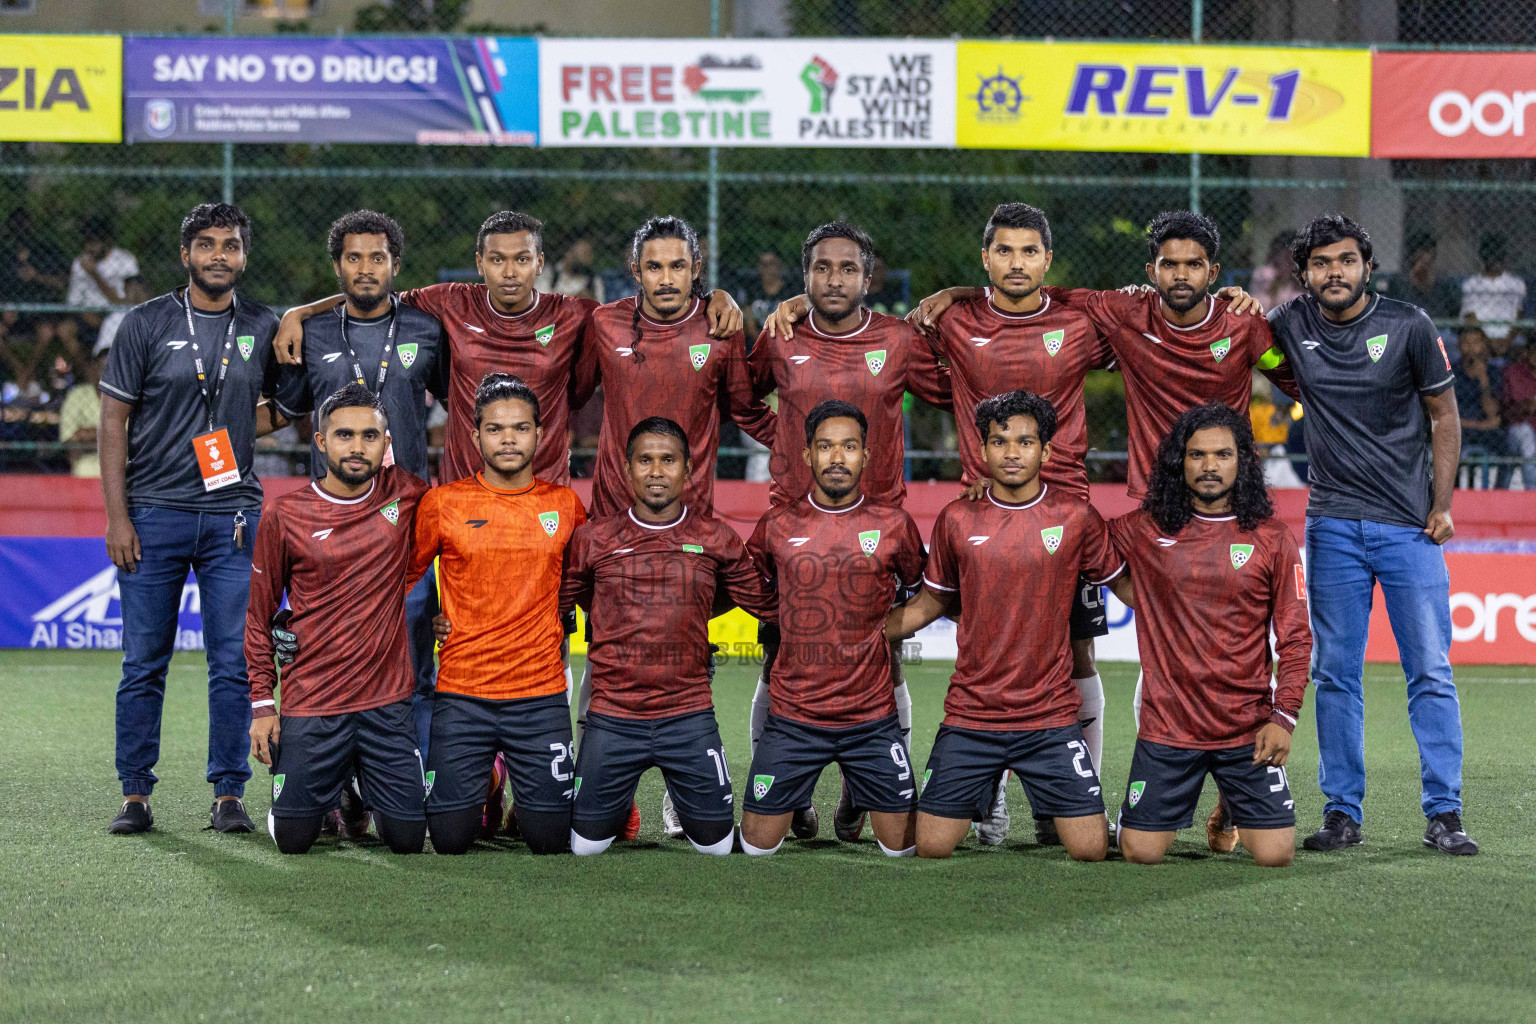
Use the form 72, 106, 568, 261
573, 709, 734, 826
1069, 575, 1109, 641
1118, 738, 1296, 832
918, 723, 1105, 821
425, 692, 574, 815
269, 700, 425, 821
745, 713, 916, 816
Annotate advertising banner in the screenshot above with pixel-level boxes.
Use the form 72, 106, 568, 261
0, 34, 121, 142
1372, 51, 1536, 158
956, 40, 1371, 156
539, 38, 956, 147
122, 36, 537, 145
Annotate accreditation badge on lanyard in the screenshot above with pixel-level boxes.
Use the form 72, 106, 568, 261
185, 291, 245, 492
338, 296, 399, 466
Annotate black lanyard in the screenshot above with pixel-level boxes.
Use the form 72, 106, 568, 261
182, 289, 238, 433
337, 296, 398, 393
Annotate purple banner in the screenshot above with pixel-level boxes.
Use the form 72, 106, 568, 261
123, 36, 537, 145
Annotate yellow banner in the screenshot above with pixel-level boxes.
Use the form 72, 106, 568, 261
0, 35, 121, 142
957, 40, 1369, 156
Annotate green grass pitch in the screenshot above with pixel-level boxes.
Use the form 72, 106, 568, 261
2, 650, 1533, 1022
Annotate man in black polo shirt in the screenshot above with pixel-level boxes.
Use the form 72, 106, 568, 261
1266, 214, 1475, 856
98, 203, 285, 836
275, 209, 447, 757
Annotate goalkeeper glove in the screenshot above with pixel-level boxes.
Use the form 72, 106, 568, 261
270, 609, 298, 668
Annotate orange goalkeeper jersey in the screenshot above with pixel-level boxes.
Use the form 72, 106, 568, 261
409, 473, 586, 701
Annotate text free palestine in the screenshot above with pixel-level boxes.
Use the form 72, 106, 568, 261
560, 109, 772, 141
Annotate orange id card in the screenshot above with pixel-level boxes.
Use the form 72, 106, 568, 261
193, 428, 241, 491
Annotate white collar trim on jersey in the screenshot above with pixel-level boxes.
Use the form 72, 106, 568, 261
1192, 512, 1236, 521
485, 289, 541, 321
808, 492, 865, 515
986, 482, 1048, 510
627, 505, 689, 530
310, 478, 376, 505
808, 307, 872, 338
1163, 296, 1218, 332
984, 288, 1051, 321
638, 297, 701, 329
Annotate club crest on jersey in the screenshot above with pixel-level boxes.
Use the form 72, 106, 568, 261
864, 349, 887, 376
1367, 334, 1388, 362
397, 342, 418, 368
535, 324, 555, 347
682, 544, 704, 554
1128, 780, 1145, 807
1230, 543, 1255, 569
858, 529, 881, 556
379, 500, 400, 526
272, 774, 285, 801
1041, 525, 1063, 554
753, 774, 774, 800
423, 770, 435, 797
572, 777, 582, 797
237, 335, 255, 362
538, 511, 560, 536
689, 343, 711, 371
921, 768, 932, 792
1042, 329, 1064, 357
1210, 337, 1232, 363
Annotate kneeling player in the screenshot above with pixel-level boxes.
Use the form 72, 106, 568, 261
552, 417, 777, 854
1109, 403, 1310, 867
410, 374, 586, 854
739, 400, 925, 856
246, 384, 430, 854
887, 390, 1131, 861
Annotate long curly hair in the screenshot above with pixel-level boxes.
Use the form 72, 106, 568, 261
1142, 402, 1273, 535
628, 216, 706, 365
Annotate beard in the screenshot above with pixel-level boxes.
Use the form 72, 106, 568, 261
638, 487, 677, 514
992, 277, 1040, 302
190, 262, 243, 298
811, 292, 864, 325
1312, 275, 1369, 314
817, 471, 858, 501
1187, 480, 1233, 506
345, 281, 391, 315
326, 454, 378, 488
1159, 284, 1203, 314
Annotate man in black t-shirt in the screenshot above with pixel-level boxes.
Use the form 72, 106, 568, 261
97, 203, 285, 837
276, 210, 448, 756
1266, 214, 1475, 857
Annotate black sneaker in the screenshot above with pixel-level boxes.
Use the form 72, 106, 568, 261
210, 798, 255, 833
1424, 811, 1479, 856
790, 804, 820, 840
1303, 810, 1363, 851
833, 781, 866, 842
108, 799, 153, 835
1033, 815, 1062, 846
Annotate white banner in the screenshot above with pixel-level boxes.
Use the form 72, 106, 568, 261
538, 38, 956, 148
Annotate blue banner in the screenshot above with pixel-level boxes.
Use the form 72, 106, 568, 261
123, 36, 538, 145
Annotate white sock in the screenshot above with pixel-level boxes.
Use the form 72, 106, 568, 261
739, 829, 781, 856
877, 838, 916, 857
1074, 673, 1105, 775
749, 674, 770, 756
574, 659, 594, 747
570, 830, 614, 856
688, 831, 734, 855
894, 680, 913, 749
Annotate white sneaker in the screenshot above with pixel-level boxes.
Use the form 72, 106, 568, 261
974, 770, 1010, 846
662, 789, 684, 838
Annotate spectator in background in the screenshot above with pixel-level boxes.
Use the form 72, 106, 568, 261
1460, 232, 1525, 346
1502, 342, 1536, 490
69, 216, 140, 342
1388, 231, 1461, 325
1249, 229, 1305, 311
0, 207, 76, 393
58, 349, 104, 477
740, 251, 795, 338
1454, 327, 1510, 489
93, 276, 153, 355
534, 238, 604, 302
864, 257, 909, 317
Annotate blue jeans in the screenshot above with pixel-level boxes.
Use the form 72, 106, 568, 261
115, 505, 261, 798
1306, 515, 1462, 824
404, 565, 439, 755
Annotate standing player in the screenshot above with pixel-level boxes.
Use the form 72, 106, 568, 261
887, 390, 1130, 860
99, 203, 285, 836
1267, 215, 1474, 856
556, 417, 777, 855
1110, 403, 1310, 867
274, 210, 447, 761
739, 400, 925, 857
272, 210, 744, 486
409, 373, 586, 855
245, 384, 429, 855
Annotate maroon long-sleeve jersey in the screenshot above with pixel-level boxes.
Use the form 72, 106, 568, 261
574, 296, 773, 518
1109, 509, 1311, 749
932, 290, 1112, 499
924, 485, 1124, 731
398, 284, 595, 485
747, 494, 925, 728
1046, 287, 1296, 500
560, 506, 776, 720
245, 467, 428, 718
749, 308, 951, 507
